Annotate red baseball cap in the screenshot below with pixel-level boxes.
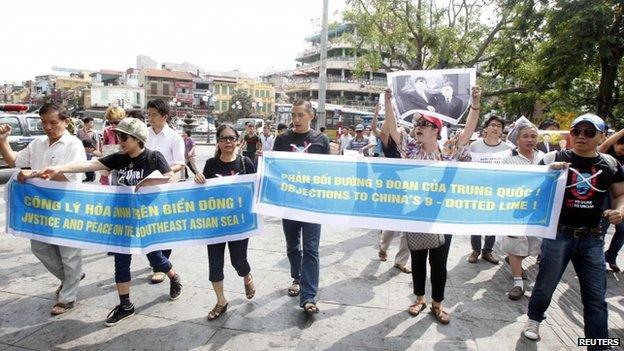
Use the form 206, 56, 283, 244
414, 112, 442, 134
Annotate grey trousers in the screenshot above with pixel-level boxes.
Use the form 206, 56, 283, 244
379, 230, 410, 266
30, 240, 82, 303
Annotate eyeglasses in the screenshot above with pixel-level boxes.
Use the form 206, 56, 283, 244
218, 136, 237, 142
415, 120, 435, 128
115, 132, 129, 141
570, 128, 598, 138
356, 130, 363, 133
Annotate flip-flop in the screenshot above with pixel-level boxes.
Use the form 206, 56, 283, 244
303, 302, 319, 314
51, 301, 74, 315
287, 281, 300, 297
245, 274, 256, 299
150, 272, 166, 284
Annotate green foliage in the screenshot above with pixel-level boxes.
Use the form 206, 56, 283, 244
220, 89, 254, 123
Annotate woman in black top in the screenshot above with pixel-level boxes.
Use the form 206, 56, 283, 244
194, 124, 256, 320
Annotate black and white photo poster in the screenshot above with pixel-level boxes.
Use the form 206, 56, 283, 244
387, 68, 477, 125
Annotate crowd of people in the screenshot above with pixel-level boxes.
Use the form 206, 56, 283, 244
1, 88, 623, 349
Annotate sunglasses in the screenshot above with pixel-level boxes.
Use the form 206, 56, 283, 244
115, 132, 129, 141
415, 120, 435, 128
570, 128, 598, 138
218, 136, 237, 142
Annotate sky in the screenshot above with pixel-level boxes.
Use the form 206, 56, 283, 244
0, 0, 347, 83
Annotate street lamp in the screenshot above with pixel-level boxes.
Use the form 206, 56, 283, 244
231, 100, 242, 110
169, 98, 181, 117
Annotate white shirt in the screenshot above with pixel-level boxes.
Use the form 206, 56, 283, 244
259, 134, 275, 151
15, 131, 86, 182
339, 134, 353, 152
146, 125, 185, 167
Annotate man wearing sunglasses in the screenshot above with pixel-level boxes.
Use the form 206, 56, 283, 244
524, 114, 624, 347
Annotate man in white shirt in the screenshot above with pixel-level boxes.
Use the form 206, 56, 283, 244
338, 125, 353, 155
0, 103, 86, 315
259, 124, 275, 154
146, 99, 185, 283
467, 115, 513, 265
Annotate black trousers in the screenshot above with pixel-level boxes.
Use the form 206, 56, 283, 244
410, 235, 452, 302
207, 239, 251, 282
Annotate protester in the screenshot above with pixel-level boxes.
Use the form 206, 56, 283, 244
523, 114, 624, 346
277, 123, 288, 135
346, 124, 371, 155
370, 104, 384, 158
258, 124, 275, 156
598, 128, 624, 272
241, 122, 261, 165
0, 103, 86, 315
194, 124, 256, 321
338, 126, 353, 155
100, 107, 125, 185
76, 117, 101, 182
182, 129, 199, 179
273, 99, 330, 314
500, 121, 545, 300
467, 115, 513, 264
30, 118, 183, 327
146, 99, 185, 283
320, 126, 327, 136
381, 86, 481, 324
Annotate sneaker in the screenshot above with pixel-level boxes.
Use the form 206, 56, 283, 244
482, 252, 499, 264
105, 304, 135, 327
523, 319, 540, 340
508, 286, 525, 300
170, 274, 182, 300
468, 251, 480, 263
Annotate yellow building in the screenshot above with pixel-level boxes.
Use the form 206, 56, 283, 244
236, 79, 275, 117
55, 73, 91, 91
209, 75, 275, 118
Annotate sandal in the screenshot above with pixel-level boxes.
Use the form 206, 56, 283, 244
408, 301, 427, 316
207, 303, 228, 321
55, 272, 86, 298
303, 302, 319, 314
244, 274, 256, 299
150, 272, 166, 284
287, 280, 300, 297
430, 304, 450, 324
51, 301, 75, 315
394, 264, 412, 274
378, 249, 387, 262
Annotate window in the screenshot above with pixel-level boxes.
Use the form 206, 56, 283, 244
255, 90, 259, 98
0, 117, 22, 135
163, 83, 170, 96
136, 92, 140, 104
221, 101, 228, 111
150, 83, 157, 95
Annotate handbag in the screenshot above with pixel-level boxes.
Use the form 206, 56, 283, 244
405, 232, 446, 250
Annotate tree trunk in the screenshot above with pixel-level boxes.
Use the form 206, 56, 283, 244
596, 50, 623, 122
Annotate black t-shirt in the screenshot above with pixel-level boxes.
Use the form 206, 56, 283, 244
381, 135, 402, 159
540, 150, 624, 228
202, 155, 256, 179
272, 129, 330, 154
99, 149, 170, 186
244, 134, 259, 155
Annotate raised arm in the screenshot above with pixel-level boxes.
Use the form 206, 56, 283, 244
371, 103, 381, 135
380, 89, 401, 148
599, 129, 624, 153
35, 159, 107, 180
456, 86, 482, 147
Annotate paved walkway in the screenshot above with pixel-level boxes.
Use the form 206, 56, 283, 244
1, 188, 624, 350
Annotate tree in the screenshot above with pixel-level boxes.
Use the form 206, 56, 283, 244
220, 89, 253, 123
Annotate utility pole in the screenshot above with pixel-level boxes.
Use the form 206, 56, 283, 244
317, 0, 329, 130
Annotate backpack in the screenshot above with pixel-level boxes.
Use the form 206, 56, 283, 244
542, 150, 619, 174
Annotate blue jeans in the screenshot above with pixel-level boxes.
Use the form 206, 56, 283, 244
115, 251, 172, 283
282, 219, 321, 307
527, 230, 608, 346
